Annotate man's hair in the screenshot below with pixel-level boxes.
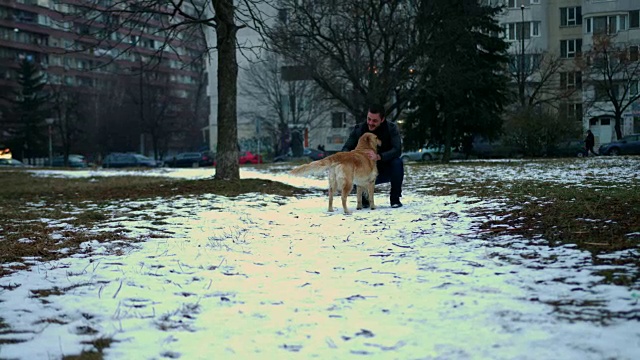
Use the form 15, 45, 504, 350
368, 103, 385, 118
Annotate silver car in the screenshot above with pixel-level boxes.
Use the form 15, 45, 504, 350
401, 146, 465, 162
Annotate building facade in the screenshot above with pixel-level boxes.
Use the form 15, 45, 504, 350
0, 0, 208, 158
496, 0, 640, 145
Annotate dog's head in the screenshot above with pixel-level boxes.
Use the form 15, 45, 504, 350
358, 133, 381, 152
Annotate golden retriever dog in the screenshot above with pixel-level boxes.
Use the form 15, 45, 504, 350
290, 133, 381, 214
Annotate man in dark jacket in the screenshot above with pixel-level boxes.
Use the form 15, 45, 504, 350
342, 104, 404, 208
585, 129, 598, 156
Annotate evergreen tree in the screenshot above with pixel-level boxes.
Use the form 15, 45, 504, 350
405, 0, 510, 161
8, 59, 49, 162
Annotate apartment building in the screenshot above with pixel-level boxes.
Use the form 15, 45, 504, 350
496, 0, 640, 145
0, 0, 207, 154
581, 0, 640, 143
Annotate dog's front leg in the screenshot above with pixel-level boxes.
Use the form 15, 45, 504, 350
368, 182, 376, 210
356, 185, 363, 210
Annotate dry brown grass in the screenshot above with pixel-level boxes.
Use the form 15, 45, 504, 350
0, 170, 310, 278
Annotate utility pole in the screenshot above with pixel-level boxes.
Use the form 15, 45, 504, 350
520, 4, 526, 107
46, 118, 54, 166
137, 52, 145, 155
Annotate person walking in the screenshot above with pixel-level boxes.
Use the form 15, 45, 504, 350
342, 103, 404, 208
585, 129, 598, 156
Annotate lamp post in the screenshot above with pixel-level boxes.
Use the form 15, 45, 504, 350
520, 4, 526, 106
45, 118, 54, 166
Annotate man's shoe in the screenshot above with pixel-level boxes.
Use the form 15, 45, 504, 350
391, 199, 402, 208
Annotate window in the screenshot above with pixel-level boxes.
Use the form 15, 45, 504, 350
560, 103, 583, 122
560, 39, 582, 58
595, 85, 609, 101
560, 71, 582, 89
331, 112, 347, 128
531, 0, 539, 4
631, 46, 639, 62
630, 10, 640, 29
631, 81, 638, 96
278, 9, 288, 24
589, 15, 628, 34
568, 103, 583, 122
506, 22, 532, 40
532, 21, 540, 36
509, 54, 541, 73
508, 0, 530, 7
560, 7, 582, 27
594, 82, 627, 100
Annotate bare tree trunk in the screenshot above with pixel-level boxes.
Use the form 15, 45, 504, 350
213, 0, 240, 180
615, 115, 623, 140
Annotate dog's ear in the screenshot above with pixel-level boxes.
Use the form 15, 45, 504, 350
370, 135, 378, 149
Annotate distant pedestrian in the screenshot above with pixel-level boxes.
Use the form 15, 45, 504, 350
585, 130, 598, 156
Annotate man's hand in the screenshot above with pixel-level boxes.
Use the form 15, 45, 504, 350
366, 150, 380, 161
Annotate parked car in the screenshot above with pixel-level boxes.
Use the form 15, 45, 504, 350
401, 146, 465, 162
598, 134, 640, 156
273, 152, 292, 162
0, 158, 25, 167
472, 138, 523, 159
51, 154, 88, 168
303, 148, 326, 161
239, 151, 263, 164
274, 148, 326, 162
165, 152, 215, 168
546, 140, 587, 158
102, 153, 158, 168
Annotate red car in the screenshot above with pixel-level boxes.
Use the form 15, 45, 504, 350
239, 151, 262, 164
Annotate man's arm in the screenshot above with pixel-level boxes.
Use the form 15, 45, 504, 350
380, 122, 402, 161
341, 124, 362, 152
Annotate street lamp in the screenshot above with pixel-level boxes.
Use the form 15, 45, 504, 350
520, 4, 526, 106
45, 118, 54, 166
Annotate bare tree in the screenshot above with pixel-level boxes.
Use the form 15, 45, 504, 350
510, 51, 581, 109
50, 85, 91, 164
268, 0, 421, 121
503, 107, 582, 156
64, 0, 271, 180
90, 77, 132, 158
578, 34, 640, 140
241, 52, 333, 156
124, 66, 177, 160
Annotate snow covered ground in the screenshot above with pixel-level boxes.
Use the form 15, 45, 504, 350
0, 157, 638, 359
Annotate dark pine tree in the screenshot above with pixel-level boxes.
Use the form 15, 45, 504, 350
9, 58, 49, 162
405, 0, 511, 162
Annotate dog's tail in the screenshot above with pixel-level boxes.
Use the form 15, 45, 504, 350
290, 158, 334, 177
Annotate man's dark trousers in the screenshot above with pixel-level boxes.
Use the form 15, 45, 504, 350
374, 157, 404, 202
